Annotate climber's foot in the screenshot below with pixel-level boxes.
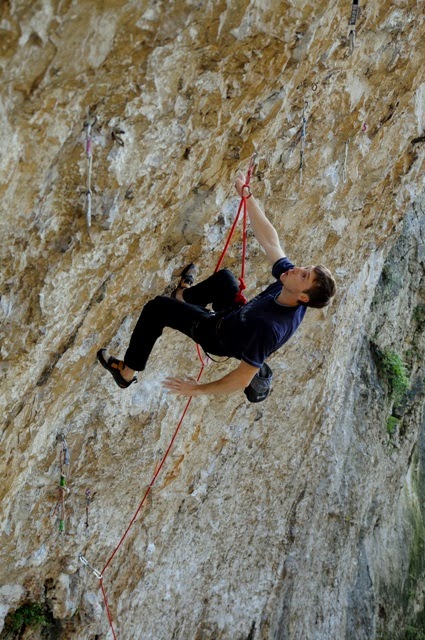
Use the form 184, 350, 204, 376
171, 263, 197, 301
96, 349, 137, 389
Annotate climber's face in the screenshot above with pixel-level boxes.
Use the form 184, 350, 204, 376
280, 266, 315, 303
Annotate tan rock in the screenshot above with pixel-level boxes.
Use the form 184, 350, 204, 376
0, 1, 424, 639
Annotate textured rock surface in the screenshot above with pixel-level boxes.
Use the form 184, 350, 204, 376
0, 1, 424, 639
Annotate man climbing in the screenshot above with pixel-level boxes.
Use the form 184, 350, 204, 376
97, 173, 336, 397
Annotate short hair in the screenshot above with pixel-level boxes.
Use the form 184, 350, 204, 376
303, 265, 336, 309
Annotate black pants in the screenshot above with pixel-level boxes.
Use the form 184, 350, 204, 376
124, 269, 239, 371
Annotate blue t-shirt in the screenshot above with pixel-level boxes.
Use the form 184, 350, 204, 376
218, 257, 306, 367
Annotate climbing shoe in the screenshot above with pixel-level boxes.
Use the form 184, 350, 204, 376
96, 349, 137, 389
171, 263, 197, 299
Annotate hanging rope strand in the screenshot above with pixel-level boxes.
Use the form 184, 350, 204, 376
98, 367, 204, 639
214, 195, 246, 274
240, 195, 248, 283
234, 198, 249, 305
215, 152, 257, 305
100, 581, 117, 640
100, 363, 204, 576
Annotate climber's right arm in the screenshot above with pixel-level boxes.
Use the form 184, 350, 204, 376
235, 173, 285, 265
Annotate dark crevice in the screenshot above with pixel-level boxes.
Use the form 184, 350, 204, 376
246, 620, 256, 639
287, 486, 306, 545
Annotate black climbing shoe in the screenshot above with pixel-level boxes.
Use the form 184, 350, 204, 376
96, 349, 137, 389
171, 263, 197, 299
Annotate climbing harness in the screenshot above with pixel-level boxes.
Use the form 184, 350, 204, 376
53, 434, 70, 534
83, 113, 97, 228
342, 139, 349, 184
299, 102, 308, 185
80, 153, 258, 640
348, 0, 360, 54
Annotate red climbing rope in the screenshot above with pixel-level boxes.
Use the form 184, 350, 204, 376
90, 153, 257, 639
214, 152, 256, 305
101, 367, 204, 576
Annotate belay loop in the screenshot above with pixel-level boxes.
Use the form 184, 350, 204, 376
214, 152, 257, 306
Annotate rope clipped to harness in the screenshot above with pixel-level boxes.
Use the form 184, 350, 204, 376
214, 152, 257, 305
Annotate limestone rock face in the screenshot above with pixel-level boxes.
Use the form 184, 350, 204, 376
1, 1, 424, 639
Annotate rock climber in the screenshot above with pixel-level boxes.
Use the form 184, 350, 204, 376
97, 173, 336, 397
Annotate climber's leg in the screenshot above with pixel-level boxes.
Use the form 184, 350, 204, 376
123, 296, 212, 372
182, 269, 239, 312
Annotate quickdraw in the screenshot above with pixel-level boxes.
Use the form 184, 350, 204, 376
348, 0, 360, 54
79, 554, 103, 580
342, 139, 349, 184
112, 126, 125, 147
299, 101, 308, 185
83, 113, 97, 228
85, 488, 93, 533
53, 434, 71, 534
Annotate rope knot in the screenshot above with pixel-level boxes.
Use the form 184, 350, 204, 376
242, 183, 252, 198
234, 277, 247, 305
234, 292, 247, 305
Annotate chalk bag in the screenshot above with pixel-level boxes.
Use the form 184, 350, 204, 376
244, 362, 273, 403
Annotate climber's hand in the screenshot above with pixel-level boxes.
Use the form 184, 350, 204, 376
163, 376, 200, 397
234, 172, 250, 198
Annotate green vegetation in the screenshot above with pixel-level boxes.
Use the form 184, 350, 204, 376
403, 628, 425, 640
8, 602, 48, 632
387, 416, 399, 436
375, 348, 410, 405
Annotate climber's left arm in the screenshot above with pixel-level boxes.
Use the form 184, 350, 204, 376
163, 360, 259, 397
